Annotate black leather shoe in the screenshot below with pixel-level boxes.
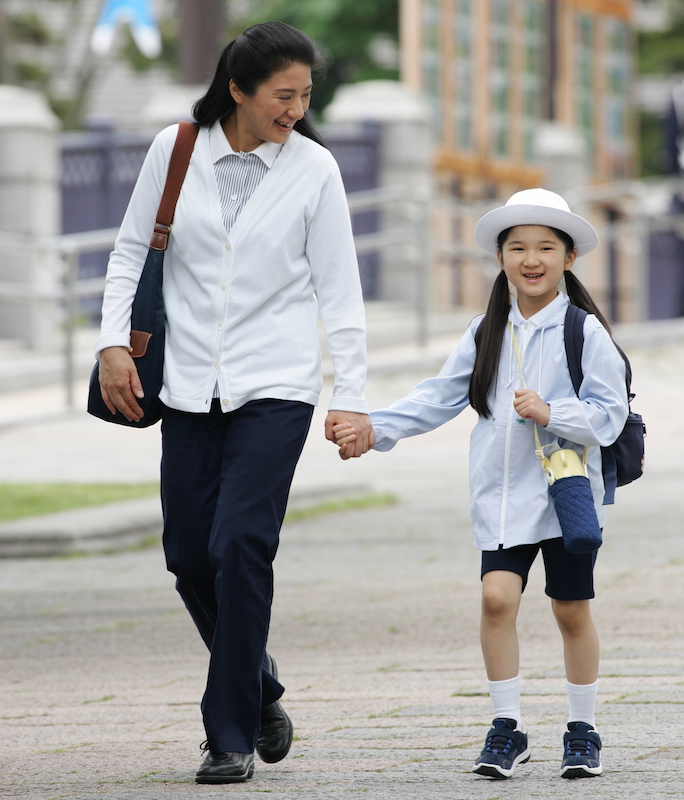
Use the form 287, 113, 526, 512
256, 655, 293, 763
195, 750, 254, 784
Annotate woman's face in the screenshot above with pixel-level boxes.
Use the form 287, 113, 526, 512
229, 62, 312, 151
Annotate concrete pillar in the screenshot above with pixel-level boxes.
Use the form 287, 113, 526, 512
534, 122, 590, 194
325, 80, 434, 305
0, 85, 60, 350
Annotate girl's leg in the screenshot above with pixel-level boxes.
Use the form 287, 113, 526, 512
481, 570, 524, 681
552, 599, 599, 727
551, 599, 599, 685
481, 571, 525, 725
474, 563, 534, 778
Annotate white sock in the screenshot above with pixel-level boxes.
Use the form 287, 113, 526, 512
487, 675, 522, 729
566, 679, 598, 728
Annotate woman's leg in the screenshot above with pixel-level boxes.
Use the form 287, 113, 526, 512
161, 399, 312, 755
161, 403, 225, 648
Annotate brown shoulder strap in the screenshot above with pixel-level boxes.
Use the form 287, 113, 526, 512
150, 121, 199, 250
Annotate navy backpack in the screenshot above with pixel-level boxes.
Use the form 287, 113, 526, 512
564, 304, 646, 504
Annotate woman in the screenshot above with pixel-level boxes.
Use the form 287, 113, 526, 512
95, 22, 373, 784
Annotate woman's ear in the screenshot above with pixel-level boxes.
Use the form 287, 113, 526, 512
229, 79, 243, 105
496, 250, 504, 268
564, 248, 578, 271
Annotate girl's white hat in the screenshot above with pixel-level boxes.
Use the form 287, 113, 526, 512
474, 188, 599, 257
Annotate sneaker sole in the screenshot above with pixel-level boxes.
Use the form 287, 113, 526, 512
472, 748, 531, 779
561, 763, 602, 779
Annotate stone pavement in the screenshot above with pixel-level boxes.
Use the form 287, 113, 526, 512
1, 328, 684, 798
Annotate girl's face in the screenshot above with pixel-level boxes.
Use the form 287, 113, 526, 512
497, 225, 577, 318
227, 62, 312, 151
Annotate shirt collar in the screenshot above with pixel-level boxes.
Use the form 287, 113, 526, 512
209, 120, 281, 168
509, 290, 569, 328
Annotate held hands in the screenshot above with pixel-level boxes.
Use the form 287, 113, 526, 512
325, 411, 374, 460
513, 388, 550, 427
98, 346, 145, 423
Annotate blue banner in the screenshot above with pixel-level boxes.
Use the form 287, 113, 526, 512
91, 0, 161, 58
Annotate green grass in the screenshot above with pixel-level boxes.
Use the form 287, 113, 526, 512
283, 493, 398, 523
0, 483, 159, 523
0, 485, 397, 525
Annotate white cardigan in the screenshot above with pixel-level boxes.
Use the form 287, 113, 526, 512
95, 125, 369, 415
371, 293, 629, 550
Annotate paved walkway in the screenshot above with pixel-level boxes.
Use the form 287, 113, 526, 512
1, 329, 683, 798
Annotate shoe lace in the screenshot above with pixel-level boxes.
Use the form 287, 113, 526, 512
484, 731, 515, 754
565, 736, 593, 756
199, 740, 210, 753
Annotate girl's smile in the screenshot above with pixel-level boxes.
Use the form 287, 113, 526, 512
497, 225, 577, 318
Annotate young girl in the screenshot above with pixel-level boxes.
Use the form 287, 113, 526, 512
334, 189, 629, 780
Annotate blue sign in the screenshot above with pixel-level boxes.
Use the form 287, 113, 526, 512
91, 0, 161, 58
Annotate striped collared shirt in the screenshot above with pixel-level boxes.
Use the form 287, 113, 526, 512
209, 120, 282, 233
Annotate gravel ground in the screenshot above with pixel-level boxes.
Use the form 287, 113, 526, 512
1, 339, 683, 799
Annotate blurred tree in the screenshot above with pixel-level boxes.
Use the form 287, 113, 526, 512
639, 2, 684, 74
230, 0, 400, 115
638, 2, 684, 175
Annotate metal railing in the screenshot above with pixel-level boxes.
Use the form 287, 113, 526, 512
2, 176, 683, 408
0, 227, 117, 408
0, 186, 430, 408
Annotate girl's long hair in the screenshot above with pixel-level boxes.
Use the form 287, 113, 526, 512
192, 22, 326, 146
469, 225, 614, 418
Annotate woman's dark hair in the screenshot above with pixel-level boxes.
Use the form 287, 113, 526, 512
469, 225, 613, 418
193, 22, 326, 146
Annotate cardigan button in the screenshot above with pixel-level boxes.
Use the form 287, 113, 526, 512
225, 242, 231, 250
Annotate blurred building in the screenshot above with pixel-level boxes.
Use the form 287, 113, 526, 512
400, 0, 635, 196
400, 0, 639, 315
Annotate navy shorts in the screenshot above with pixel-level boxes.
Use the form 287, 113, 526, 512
480, 537, 597, 601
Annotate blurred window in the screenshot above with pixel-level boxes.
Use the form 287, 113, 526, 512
604, 17, 631, 179
422, 0, 442, 133
576, 12, 595, 164
522, 0, 546, 162
490, 0, 511, 158
453, 0, 475, 152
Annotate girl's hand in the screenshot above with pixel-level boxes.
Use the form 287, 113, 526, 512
513, 388, 550, 427
333, 421, 358, 461
326, 412, 374, 460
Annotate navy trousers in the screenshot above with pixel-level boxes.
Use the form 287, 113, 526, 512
160, 398, 313, 753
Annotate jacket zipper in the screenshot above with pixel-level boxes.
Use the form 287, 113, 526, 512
499, 326, 526, 545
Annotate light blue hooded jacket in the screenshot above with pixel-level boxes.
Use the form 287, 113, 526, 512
371, 292, 629, 550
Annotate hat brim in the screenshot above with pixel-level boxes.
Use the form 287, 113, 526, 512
474, 204, 599, 258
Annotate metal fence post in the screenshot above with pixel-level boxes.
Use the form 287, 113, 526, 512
415, 187, 430, 348
63, 249, 78, 410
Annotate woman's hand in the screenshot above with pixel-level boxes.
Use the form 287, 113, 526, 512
98, 346, 145, 422
513, 388, 550, 427
325, 411, 374, 460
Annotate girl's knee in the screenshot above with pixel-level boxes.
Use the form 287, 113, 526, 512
481, 572, 522, 619
552, 598, 593, 632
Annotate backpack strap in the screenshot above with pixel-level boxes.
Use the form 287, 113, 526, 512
564, 304, 586, 395
150, 121, 199, 251
564, 303, 619, 504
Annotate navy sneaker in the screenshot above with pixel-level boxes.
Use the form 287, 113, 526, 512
472, 718, 531, 779
561, 721, 603, 779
